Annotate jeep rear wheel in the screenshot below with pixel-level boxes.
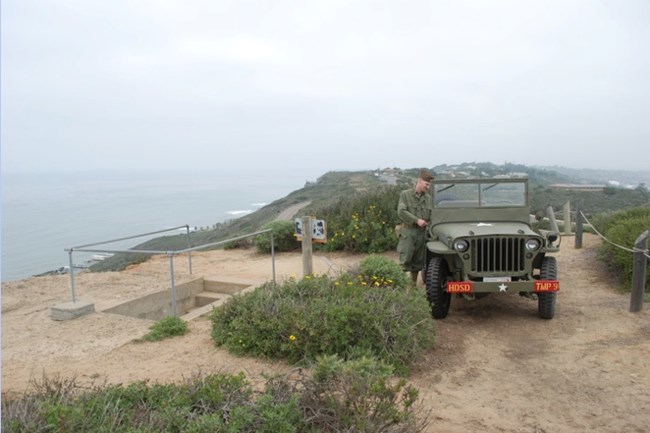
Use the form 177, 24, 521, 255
538, 256, 557, 320
426, 257, 451, 319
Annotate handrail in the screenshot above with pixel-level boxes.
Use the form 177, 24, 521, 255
65, 225, 194, 304
67, 225, 191, 250
64, 227, 275, 317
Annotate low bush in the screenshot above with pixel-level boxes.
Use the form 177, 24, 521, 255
140, 316, 188, 342
357, 254, 411, 288
593, 207, 650, 290
2, 357, 428, 432
303, 354, 427, 432
210, 256, 435, 374
312, 185, 402, 254
254, 220, 300, 253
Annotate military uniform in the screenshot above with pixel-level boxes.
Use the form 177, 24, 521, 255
397, 188, 431, 272
397, 169, 434, 283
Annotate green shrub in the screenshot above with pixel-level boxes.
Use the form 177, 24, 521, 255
254, 220, 300, 253
594, 207, 650, 290
311, 185, 402, 254
140, 316, 188, 342
210, 272, 435, 374
223, 238, 253, 250
357, 254, 410, 289
2, 363, 427, 433
304, 354, 426, 432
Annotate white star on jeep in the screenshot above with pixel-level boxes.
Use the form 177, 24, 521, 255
499, 284, 508, 292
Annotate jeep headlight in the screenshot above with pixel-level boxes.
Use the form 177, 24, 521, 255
525, 238, 541, 251
453, 239, 469, 252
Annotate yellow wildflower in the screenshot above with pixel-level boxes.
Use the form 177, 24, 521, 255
289, 335, 297, 341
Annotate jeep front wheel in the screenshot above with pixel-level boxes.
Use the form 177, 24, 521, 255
426, 257, 451, 319
538, 256, 557, 320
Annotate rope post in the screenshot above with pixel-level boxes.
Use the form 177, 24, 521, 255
301, 216, 313, 277
575, 202, 583, 249
630, 230, 649, 313
563, 201, 572, 235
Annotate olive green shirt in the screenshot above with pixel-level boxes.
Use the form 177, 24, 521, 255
397, 188, 432, 226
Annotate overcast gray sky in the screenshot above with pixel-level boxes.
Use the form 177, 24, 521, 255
2, 0, 649, 175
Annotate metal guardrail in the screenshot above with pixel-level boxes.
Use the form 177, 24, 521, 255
65, 227, 275, 316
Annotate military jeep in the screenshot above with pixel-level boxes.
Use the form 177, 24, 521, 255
424, 177, 560, 320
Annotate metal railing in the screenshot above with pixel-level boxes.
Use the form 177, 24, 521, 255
65, 227, 275, 316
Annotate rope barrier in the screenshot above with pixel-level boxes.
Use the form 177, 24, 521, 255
579, 211, 650, 260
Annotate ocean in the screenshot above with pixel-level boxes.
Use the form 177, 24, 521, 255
1, 169, 316, 282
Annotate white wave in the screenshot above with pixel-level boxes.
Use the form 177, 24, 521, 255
251, 202, 267, 207
227, 210, 253, 216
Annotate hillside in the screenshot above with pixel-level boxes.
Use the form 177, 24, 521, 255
90, 164, 650, 272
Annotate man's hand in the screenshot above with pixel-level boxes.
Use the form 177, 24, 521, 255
416, 219, 428, 228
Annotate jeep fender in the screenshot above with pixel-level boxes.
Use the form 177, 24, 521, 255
426, 240, 453, 254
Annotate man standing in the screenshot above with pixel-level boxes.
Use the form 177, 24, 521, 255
397, 169, 434, 284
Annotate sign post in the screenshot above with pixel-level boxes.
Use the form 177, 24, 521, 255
301, 216, 313, 277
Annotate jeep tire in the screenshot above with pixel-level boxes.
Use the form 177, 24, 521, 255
538, 256, 557, 320
426, 257, 451, 319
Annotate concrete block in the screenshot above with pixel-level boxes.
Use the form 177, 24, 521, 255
50, 300, 95, 321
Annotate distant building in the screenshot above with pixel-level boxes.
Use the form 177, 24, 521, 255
550, 184, 606, 192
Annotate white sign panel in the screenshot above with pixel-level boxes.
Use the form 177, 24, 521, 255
295, 218, 327, 242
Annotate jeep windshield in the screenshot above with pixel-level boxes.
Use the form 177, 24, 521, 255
433, 179, 527, 208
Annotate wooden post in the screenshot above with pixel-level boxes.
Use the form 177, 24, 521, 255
563, 201, 572, 235
301, 216, 313, 277
630, 230, 649, 313
575, 202, 583, 249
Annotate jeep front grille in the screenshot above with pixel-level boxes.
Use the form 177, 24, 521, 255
470, 237, 525, 273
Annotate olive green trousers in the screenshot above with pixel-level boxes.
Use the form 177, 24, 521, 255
397, 227, 426, 272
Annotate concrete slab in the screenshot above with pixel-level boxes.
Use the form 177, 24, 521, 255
50, 300, 95, 321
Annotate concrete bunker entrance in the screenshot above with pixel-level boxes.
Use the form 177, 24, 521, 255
102, 277, 259, 321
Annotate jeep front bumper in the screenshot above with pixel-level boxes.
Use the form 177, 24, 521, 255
446, 280, 559, 294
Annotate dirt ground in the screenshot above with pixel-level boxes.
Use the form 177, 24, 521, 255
3, 234, 650, 433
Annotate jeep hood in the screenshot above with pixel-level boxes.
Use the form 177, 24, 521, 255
432, 221, 539, 241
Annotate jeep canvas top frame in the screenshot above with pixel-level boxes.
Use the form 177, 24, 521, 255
424, 177, 560, 320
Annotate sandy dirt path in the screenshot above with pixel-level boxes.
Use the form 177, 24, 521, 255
3, 234, 650, 432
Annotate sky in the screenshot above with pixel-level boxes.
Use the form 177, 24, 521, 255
2, 0, 649, 176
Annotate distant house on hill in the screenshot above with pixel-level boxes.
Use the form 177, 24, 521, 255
550, 184, 606, 192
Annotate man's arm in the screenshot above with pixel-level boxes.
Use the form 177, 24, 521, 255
398, 191, 426, 226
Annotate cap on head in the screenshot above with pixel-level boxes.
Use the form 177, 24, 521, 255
418, 169, 434, 182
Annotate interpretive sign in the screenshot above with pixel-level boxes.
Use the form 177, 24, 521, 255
295, 218, 327, 243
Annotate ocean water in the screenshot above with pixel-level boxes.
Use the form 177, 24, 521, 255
1, 169, 315, 282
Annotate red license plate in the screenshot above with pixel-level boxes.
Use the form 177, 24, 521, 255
534, 280, 560, 292
447, 282, 473, 293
